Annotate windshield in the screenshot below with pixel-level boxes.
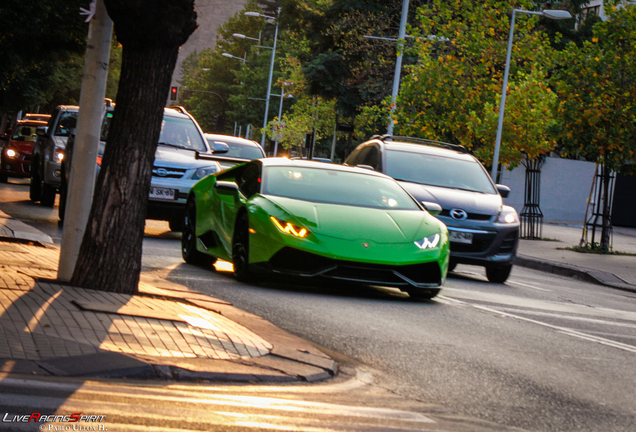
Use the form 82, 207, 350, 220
11, 125, 38, 142
385, 150, 497, 194
263, 166, 420, 210
158, 116, 207, 152
207, 139, 264, 160
55, 112, 78, 137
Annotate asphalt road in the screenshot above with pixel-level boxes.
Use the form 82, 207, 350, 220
2, 178, 636, 432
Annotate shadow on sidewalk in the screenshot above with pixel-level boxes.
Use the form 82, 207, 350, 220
0, 277, 167, 430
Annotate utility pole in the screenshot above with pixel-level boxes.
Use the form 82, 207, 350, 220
58, 0, 113, 281
387, 0, 409, 135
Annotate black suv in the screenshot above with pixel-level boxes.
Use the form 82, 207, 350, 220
345, 135, 519, 283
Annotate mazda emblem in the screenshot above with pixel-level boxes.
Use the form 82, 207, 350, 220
450, 208, 468, 220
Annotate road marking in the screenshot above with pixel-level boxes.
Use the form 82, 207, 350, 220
491, 306, 636, 329
507, 280, 551, 292
440, 296, 636, 354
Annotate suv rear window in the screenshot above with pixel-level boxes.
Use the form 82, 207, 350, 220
385, 149, 496, 194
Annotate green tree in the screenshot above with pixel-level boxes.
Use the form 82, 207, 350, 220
178, 0, 273, 139
552, 1, 636, 251
0, 0, 87, 113
299, 0, 425, 118
393, 0, 558, 169
466, 67, 558, 169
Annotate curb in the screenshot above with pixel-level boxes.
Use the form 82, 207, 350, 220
515, 254, 636, 294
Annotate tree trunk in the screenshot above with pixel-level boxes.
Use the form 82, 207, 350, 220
71, 0, 197, 293
600, 163, 611, 252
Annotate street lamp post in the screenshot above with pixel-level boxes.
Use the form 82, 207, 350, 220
222, 52, 246, 63
245, 8, 281, 148
491, 8, 572, 181
387, 0, 410, 136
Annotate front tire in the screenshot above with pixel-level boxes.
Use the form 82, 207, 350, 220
232, 213, 252, 282
181, 197, 216, 266
169, 217, 183, 232
58, 177, 67, 221
486, 264, 512, 283
29, 160, 42, 202
40, 182, 56, 207
447, 260, 457, 273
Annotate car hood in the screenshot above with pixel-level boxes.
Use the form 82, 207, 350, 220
8, 141, 34, 154
266, 196, 441, 243
398, 181, 502, 215
154, 146, 213, 169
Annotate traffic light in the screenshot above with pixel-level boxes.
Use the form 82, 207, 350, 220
169, 86, 178, 101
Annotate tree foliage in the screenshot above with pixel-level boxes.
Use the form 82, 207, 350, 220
299, 0, 425, 118
552, 2, 636, 174
467, 67, 558, 168
178, 0, 279, 140
0, 0, 122, 115
0, 0, 86, 112
393, 0, 559, 169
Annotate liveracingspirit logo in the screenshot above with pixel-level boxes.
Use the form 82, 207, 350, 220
2, 413, 108, 431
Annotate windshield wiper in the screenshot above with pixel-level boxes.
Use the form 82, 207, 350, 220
449, 187, 485, 193
158, 142, 194, 151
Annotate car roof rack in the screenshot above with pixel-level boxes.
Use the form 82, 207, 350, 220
370, 135, 468, 153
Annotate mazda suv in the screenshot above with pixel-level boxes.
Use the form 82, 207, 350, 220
345, 135, 519, 283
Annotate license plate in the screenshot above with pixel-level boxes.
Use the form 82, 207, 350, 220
449, 231, 473, 244
149, 187, 177, 200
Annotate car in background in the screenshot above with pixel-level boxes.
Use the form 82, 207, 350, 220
0, 119, 48, 182
30, 104, 84, 206
204, 133, 265, 170
292, 156, 332, 163
345, 135, 519, 283
182, 158, 449, 299
60, 106, 223, 231
24, 113, 51, 123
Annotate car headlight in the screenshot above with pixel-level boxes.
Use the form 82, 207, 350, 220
497, 205, 519, 224
5, 148, 19, 159
192, 165, 220, 180
414, 233, 440, 250
55, 147, 64, 162
271, 216, 309, 238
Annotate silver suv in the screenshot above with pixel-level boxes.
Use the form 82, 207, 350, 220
31, 105, 80, 206
345, 135, 519, 283
60, 106, 222, 231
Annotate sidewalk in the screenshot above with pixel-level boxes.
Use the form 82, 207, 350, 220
515, 223, 636, 292
0, 212, 337, 382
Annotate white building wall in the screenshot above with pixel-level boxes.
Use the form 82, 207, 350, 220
501, 157, 598, 224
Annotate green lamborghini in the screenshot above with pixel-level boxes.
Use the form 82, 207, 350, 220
181, 158, 450, 299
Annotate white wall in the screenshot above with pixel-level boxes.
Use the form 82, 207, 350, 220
501, 157, 598, 224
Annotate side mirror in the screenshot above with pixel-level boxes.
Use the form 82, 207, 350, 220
36, 128, 46, 137
496, 184, 510, 198
421, 201, 442, 216
214, 180, 239, 193
212, 142, 229, 154
356, 164, 375, 171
